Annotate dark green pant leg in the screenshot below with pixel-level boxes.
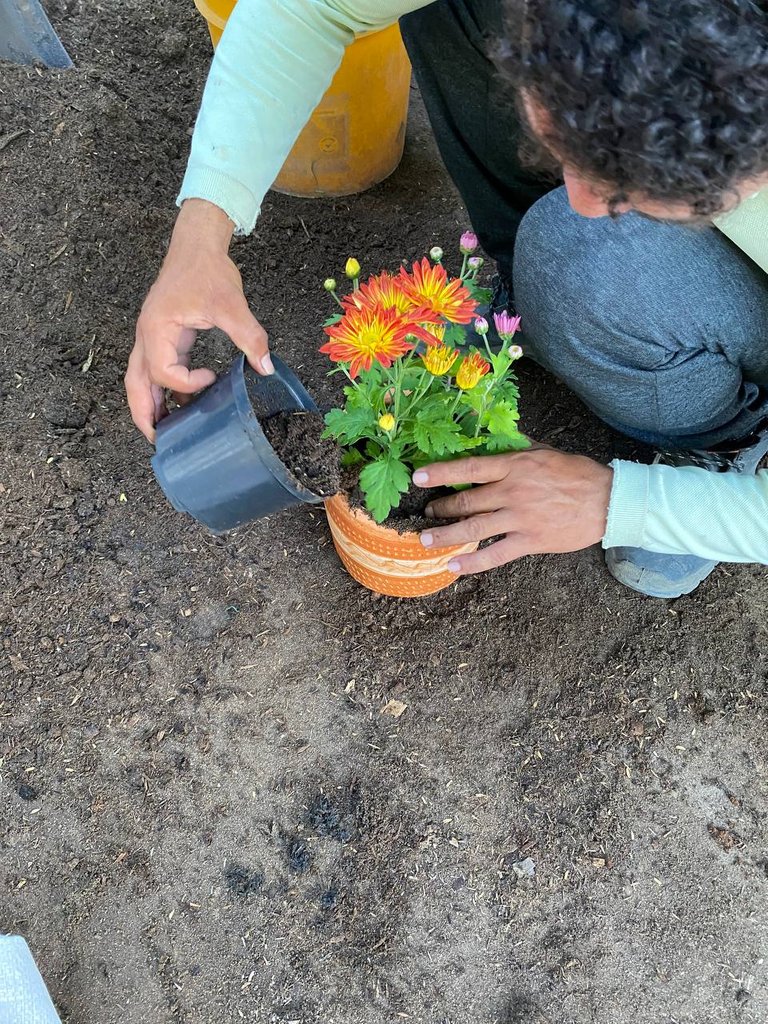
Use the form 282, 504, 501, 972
399, 0, 554, 281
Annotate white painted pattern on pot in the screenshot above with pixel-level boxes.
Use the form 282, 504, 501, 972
326, 517, 476, 577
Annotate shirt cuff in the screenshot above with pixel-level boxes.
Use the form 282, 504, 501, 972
602, 460, 651, 550
177, 165, 260, 236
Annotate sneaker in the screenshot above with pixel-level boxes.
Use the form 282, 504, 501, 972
605, 425, 768, 598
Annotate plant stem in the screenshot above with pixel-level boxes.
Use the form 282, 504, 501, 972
449, 389, 464, 421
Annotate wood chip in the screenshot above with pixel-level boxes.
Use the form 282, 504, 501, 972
381, 699, 407, 719
48, 242, 68, 264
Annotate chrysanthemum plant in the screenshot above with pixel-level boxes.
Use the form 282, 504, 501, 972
320, 233, 529, 523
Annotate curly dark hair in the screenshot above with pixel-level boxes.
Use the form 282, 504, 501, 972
497, 0, 768, 215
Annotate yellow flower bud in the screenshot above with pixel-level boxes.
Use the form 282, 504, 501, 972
378, 413, 396, 432
421, 344, 458, 377
345, 257, 361, 279
456, 352, 491, 390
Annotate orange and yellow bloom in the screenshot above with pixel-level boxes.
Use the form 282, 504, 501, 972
422, 344, 458, 376
321, 305, 417, 378
456, 352, 490, 390
351, 270, 414, 316
398, 257, 477, 324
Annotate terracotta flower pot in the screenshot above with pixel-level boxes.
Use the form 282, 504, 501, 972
324, 493, 478, 598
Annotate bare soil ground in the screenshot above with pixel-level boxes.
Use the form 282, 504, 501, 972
1, 3, 767, 1023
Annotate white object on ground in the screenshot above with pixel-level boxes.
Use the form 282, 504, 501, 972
512, 857, 536, 879
0, 937, 62, 1024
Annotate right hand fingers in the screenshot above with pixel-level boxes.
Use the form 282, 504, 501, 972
127, 244, 273, 439
125, 346, 164, 443
126, 323, 217, 442
216, 290, 273, 376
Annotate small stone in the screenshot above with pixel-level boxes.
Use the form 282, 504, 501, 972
511, 857, 536, 880
17, 783, 38, 801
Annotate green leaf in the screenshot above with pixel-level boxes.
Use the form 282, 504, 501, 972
464, 280, 492, 305
323, 406, 377, 445
494, 379, 521, 404
400, 366, 431, 392
489, 350, 512, 378
483, 430, 530, 454
486, 401, 520, 437
323, 313, 343, 327
359, 456, 411, 523
341, 448, 365, 468
443, 322, 469, 348
458, 385, 489, 414
414, 391, 455, 421
413, 416, 465, 458
410, 435, 484, 469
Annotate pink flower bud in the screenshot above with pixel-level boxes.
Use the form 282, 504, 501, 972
508, 344, 523, 360
468, 256, 484, 270
460, 230, 479, 255
474, 317, 489, 336
493, 310, 522, 340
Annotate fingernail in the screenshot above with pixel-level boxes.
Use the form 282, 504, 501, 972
424, 505, 435, 519
421, 532, 433, 548
413, 470, 428, 485
448, 560, 461, 574
260, 353, 275, 375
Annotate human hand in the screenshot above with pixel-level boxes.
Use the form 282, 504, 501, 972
414, 447, 613, 574
125, 199, 273, 442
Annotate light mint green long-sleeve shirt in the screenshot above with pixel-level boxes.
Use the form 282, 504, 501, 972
178, 0, 768, 565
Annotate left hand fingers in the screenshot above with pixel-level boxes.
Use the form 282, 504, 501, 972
426, 482, 505, 520
414, 454, 517, 489
447, 535, 529, 575
421, 510, 512, 549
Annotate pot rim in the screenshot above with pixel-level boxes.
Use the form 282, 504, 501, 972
225, 353, 326, 507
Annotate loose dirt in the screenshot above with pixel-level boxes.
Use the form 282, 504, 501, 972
261, 411, 341, 498
1, 3, 766, 1023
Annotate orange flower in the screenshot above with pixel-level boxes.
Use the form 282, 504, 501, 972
422, 323, 446, 345
456, 352, 490, 390
398, 257, 477, 324
321, 304, 416, 377
422, 344, 458, 376
352, 271, 413, 315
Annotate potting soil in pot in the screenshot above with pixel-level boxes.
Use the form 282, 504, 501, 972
260, 410, 341, 497
338, 461, 451, 533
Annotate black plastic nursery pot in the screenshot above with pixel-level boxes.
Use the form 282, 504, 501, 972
152, 354, 324, 534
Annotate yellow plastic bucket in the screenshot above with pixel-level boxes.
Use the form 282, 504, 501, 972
193, 0, 411, 197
